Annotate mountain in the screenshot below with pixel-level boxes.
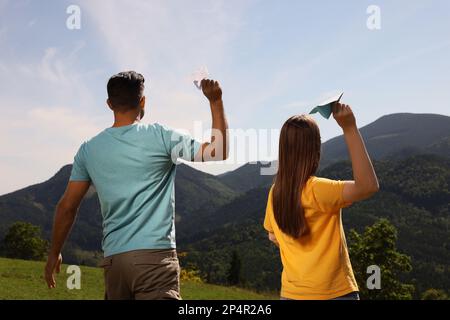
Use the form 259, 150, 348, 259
321, 113, 450, 167
218, 162, 275, 193
178, 186, 270, 243
0, 164, 239, 253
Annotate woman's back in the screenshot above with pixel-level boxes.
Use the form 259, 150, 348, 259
264, 176, 358, 300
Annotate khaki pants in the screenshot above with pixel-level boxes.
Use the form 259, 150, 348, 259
100, 249, 181, 300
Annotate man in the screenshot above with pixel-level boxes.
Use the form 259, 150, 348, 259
44, 71, 228, 299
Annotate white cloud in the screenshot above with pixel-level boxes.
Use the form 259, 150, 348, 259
1, 45, 97, 112
27, 107, 101, 143
0, 44, 106, 195
82, 0, 249, 71
355, 40, 450, 82
0, 106, 103, 195
80, 0, 253, 129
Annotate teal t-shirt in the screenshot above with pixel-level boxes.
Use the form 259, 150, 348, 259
69, 123, 201, 257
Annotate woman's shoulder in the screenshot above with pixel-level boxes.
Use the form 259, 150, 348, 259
305, 176, 348, 211
308, 176, 340, 187
305, 176, 321, 190
305, 176, 345, 197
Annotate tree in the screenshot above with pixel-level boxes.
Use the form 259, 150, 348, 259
1, 222, 48, 261
348, 219, 415, 300
227, 251, 242, 285
421, 289, 449, 300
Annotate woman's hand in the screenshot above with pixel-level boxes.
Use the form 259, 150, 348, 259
333, 103, 357, 131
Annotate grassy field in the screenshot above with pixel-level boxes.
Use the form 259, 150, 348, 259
0, 257, 276, 300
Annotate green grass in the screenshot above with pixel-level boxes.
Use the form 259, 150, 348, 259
0, 257, 275, 300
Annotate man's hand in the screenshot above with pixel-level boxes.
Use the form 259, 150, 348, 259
201, 79, 222, 103
44, 253, 63, 288
333, 103, 357, 131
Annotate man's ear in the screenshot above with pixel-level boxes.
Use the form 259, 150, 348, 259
107, 99, 114, 111
138, 96, 146, 120
140, 96, 146, 110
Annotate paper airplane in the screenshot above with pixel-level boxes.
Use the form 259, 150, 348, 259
190, 66, 210, 90
309, 92, 344, 119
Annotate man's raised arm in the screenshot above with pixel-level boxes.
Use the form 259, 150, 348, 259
195, 79, 229, 162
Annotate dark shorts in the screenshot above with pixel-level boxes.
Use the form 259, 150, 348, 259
332, 291, 360, 300
281, 292, 360, 300
100, 249, 181, 300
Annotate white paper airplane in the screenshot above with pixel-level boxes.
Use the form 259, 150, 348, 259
190, 66, 210, 90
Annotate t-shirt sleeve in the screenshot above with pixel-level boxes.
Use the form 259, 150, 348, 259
311, 177, 351, 213
263, 187, 274, 233
158, 123, 202, 162
69, 143, 91, 182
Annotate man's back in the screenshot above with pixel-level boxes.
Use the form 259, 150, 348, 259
44, 73, 227, 300
70, 122, 201, 257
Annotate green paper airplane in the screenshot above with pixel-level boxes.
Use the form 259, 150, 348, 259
309, 92, 344, 119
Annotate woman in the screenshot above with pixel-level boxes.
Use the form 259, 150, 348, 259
264, 103, 379, 300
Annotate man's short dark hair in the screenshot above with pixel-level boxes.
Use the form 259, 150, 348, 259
107, 71, 145, 111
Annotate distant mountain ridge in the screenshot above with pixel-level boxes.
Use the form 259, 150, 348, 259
218, 162, 275, 193
0, 163, 240, 251
321, 113, 450, 167
218, 113, 450, 193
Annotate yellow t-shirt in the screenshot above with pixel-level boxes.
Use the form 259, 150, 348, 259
263, 176, 358, 300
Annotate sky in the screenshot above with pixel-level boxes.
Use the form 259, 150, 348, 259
0, 0, 449, 195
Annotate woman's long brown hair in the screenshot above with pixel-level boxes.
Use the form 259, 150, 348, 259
273, 115, 321, 238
